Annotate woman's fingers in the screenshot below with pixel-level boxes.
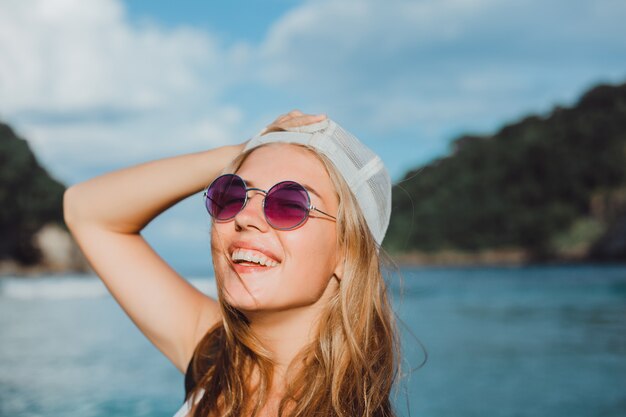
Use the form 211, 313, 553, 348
272, 109, 304, 125
274, 110, 325, 126
280, 114, 326, 127
263, 111, 326, 135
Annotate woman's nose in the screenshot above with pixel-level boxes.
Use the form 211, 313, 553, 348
233, 191, 268, 231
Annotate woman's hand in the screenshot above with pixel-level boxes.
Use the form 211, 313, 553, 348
261, 109, 327, 135
235, 110, 326, 153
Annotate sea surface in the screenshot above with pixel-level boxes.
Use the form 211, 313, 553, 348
1, 265, 625, 417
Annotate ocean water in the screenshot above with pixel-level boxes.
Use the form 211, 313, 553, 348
0, 265, 625, 417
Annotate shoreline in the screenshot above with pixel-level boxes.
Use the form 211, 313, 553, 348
388, 248, 625, 268
3, 252, 625, 278
0, 260, 92, 278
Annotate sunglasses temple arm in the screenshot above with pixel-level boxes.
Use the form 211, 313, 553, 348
312, 207, 336, 220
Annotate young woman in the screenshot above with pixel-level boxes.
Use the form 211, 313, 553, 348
63, 110, 399, 417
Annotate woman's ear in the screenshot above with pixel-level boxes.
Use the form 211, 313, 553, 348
333, 257, 345, 281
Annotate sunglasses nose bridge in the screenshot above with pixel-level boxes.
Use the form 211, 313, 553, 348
244, 187, 267, 203
239, 187, 268, 218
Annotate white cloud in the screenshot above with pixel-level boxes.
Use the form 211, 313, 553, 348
0, 0, 227, 115
14, 104, 245, 187
0, 0, 255, 186
255, 0, 626, 136
3, 0, 625, 181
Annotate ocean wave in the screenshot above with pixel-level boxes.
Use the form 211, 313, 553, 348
0, 275, 217, 300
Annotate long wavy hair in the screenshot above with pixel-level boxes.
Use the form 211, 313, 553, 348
186, 143, 400, 416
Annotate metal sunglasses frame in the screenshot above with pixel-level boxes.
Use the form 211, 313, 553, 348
202, 173, 336, 230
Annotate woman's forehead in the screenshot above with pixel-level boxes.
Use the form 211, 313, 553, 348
236, 144, 336, 200
238, 144, 326, 180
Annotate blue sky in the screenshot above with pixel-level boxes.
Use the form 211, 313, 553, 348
124, 0, 293, 42
1, 0, 625, 275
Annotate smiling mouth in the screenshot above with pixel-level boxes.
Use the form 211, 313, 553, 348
231, 248, 280, 268
234, 260, 273, 267
231, 261, 280, 275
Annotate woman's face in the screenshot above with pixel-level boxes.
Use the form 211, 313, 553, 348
210, 143, 342, 314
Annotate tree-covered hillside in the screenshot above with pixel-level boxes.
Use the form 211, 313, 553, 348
384, 82, 626, 262
3, 82, 625, 268
0, 122, 66, 265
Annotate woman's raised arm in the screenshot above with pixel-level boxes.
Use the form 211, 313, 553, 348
63, 144, 243, 374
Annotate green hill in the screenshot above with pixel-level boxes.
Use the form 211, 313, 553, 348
3, 82, 625, 269
0, 122, 66, 265
384, 82, 626, 263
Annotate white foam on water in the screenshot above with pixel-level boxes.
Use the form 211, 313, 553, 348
0, 275, 217, 300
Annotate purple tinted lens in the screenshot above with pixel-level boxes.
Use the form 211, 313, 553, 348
205, 175, 246, 220
265, 182, 310, 229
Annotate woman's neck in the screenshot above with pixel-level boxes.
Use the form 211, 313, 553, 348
245, 275, 339, 374
247, 304, 322, 373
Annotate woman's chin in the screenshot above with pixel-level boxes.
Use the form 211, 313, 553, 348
221, 282, 271, 312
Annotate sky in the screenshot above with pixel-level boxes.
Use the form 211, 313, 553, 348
1, 0, 625, 276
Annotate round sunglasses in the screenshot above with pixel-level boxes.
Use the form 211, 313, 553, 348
203, 174, 336, 230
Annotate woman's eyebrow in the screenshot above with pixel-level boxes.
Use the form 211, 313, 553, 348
244, 178, 324, 200
302, 184, 323, 200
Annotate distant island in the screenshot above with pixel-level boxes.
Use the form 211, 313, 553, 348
383, 81, 626, 265
0, 122, 90, 276
2, 82, 625, 276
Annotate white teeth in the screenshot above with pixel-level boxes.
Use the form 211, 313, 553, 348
231, 248, 279, 267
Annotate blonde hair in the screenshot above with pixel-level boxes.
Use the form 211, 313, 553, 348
187, 143, 400, 416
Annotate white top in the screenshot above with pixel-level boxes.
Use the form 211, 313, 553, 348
173, 388, 205, 417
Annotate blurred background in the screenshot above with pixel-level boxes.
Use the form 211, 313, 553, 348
1, 0, 625, 416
